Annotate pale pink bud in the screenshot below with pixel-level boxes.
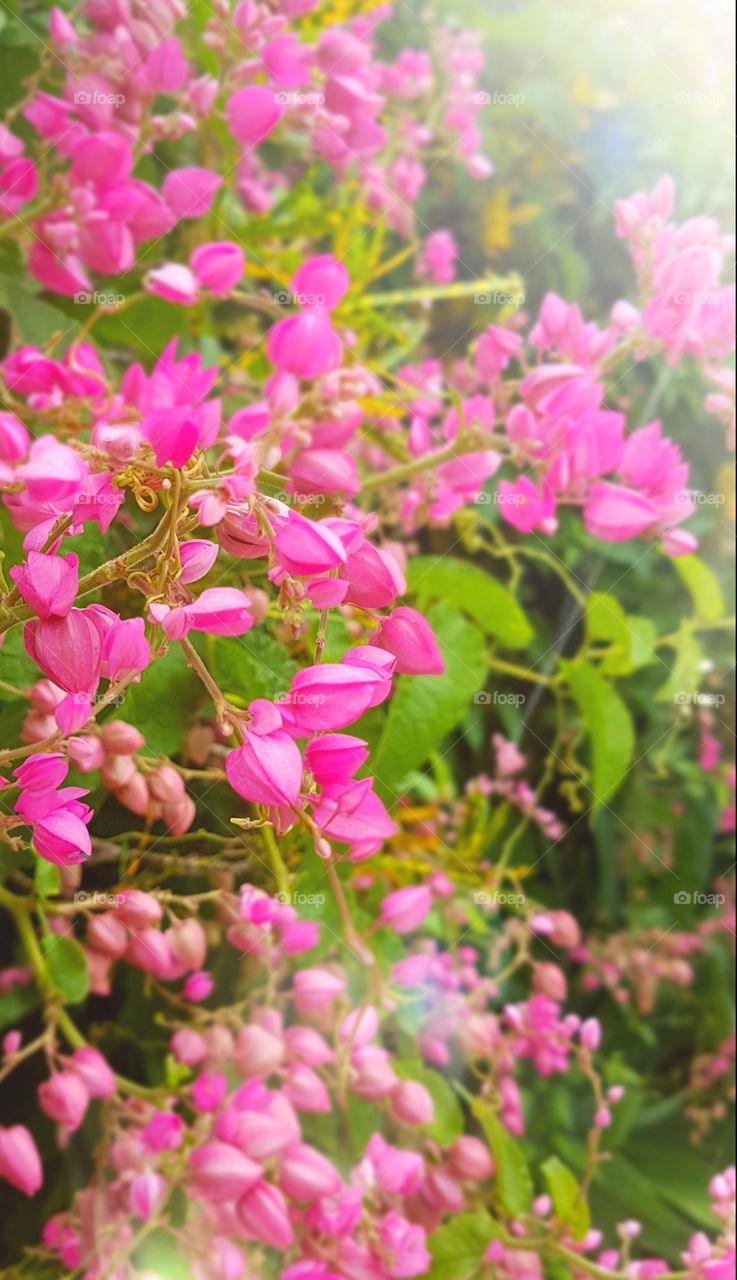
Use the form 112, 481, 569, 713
379, 886, 432, 934
292, 968, 346, 1012
68, 1048, 116, 1098
283, 1062, 331, 1113
183, 971, 214, 1002
86, 912, 128, 958
177, 540, 219, 584
167, 919, 207, 971
116, 890, 163, 928
163, 793, 196, 835
126, 929, 172, 977
580, 1018, 602, 1051
350, 1045, 398, 1099
548, 910, 581, 949
116, 772, 151, 817
234, 1025, 284, 1077
284, 1026, 334, 1066
147, 765, 185, 804
391, 1080, 434, 1126
38, 1071, 89, 1131
279, 1143, 342, 1201
447, 1136, 494, 1181
67, 735, 104, 773
532, 963, 568, 1002
129, 1169, 165, 1220
171, 1028, 207, 1066
594, 1107, 612, 1129
100, 721, 145, 755
189, 1141, 262, 1202
237, 1181, 294, 1249
101, 753, 136, 790
0, 1125, 43, 1196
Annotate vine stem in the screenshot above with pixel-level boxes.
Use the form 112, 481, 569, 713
259, 824, 291, 898
0, 885, 158, 1100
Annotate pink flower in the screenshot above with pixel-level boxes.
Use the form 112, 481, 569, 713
163, 167, 222, 219
311, 777, 397, 860
226, 703, 304, 808
267, 310, 343, 380
24, 607, 104, 694
583, 483, 658, 542
379, 1211, 431, 1278
497, 477, 558, 535
379, 885, 432, 934
291, 256, 349, 310
304, 734, 368, 786
375, 607, 444, 675
145, 263, 198, 305
227, 86, 284, 145
0, 1126, 43, 1196
10, 551, 78, 620
191, 241, 245, 296
33, 807, 93, 868
417, 230, 458, 284
285, 662, 391, 733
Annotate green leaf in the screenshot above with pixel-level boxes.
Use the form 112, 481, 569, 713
472, 1102, 533, 1216
408, 556, 533, 649
45, 935, 90, 1005
394, 1062, 464, 1145
209, 629, 299, 705
370, 602, 487, 798
0, 980, 41, 1030
541, 1155, 590, 1241
585, 592, 656, 675
673, 554, 724, 623
34, 859, 61, 900
559, 658, 635, 813
655, 623, 703, 705
118, 642, 203, 755
427, 1212, 499, 1280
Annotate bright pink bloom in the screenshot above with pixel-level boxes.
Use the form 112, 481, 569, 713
497, 477, 558, 535
267, 310, 343, 380
191, 241, 245, 296
227, 86, 284, 145
10, 551, 78, 620
291, 256, 349, 310
226, 708, 303, 808
375, 607, 444, 675
379, 885, 432, 934
274, 514, 347, 576
583, 483, 659, 542
304, 734, 368, 785
379, 1211, 431, 1278
24, 607, 104, 695
285, 662, 391, 733
163, 167, 222, 219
